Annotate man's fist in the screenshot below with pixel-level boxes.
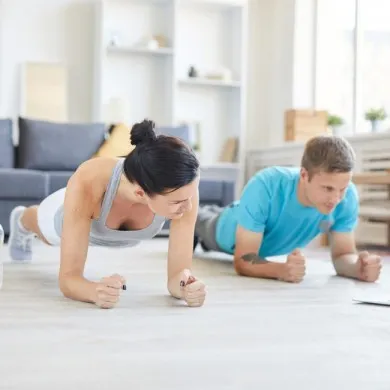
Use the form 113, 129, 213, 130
279, 249, 306, 283
180, 269, 206, 307
95, 273, 126, 309
356, 251, 382, 282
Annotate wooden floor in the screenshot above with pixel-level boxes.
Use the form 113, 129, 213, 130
1, 238, 390, 390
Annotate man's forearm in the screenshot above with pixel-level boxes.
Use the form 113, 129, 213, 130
332, 253, 359, 279
235, 253, 285, 279
59, 275, 98, 304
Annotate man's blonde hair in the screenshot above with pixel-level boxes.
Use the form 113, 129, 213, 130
301, 135, 356, 179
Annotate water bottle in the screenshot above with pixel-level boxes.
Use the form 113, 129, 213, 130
0, 224, 3, 289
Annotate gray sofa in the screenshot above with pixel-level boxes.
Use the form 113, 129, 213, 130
0, 117, 235, 236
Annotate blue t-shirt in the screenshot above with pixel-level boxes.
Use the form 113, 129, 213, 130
216, 166, 359, 257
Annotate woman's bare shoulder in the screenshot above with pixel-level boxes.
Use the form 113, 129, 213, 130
75, 157, 119, 177
67, 157, 120, 199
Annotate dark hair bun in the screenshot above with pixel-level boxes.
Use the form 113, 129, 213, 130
130, 119, 157, 146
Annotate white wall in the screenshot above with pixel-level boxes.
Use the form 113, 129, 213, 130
0, 0, 95, 126
292, 0, 317, 109
245, 0, 272, 149
245, 0, 318, 149
245, 0, 297, 150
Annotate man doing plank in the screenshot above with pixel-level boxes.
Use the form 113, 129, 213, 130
194, 135, 382, 283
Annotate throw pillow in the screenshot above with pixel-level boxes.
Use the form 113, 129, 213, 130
94, 123, 134, 158
18, 117, 107, 171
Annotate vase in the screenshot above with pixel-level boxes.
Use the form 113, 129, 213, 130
331, 125, 342, 136
109, 31, 120, 47
371, 120, 380, 132
188, 66, 198, 78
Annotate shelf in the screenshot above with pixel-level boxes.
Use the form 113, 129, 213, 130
178, 78, 241, 88
106, 46, 174, 56
110, 0, 173, 4
352, 172, 390, 185
179, 0, 247, 10
94, 0, 247, 168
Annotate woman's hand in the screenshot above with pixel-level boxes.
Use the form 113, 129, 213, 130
179, 269, 207, 307
95, 274, 127, 309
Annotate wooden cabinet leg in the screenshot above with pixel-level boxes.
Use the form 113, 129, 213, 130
320, 233, 329, 247
387, 222, 390, 247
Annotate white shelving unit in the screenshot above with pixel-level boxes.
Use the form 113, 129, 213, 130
178, 78, 241, 88
106, 46, 175, 56
93, 0, 248, 171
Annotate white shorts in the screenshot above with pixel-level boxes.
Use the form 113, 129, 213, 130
37, 188, 66, 246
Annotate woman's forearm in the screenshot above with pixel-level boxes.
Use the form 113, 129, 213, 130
59, 275, 98, 304
167, 271, 185, 299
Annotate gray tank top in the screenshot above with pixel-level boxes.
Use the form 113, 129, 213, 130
54, 158, 166, 247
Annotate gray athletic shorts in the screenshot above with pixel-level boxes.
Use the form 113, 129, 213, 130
195, 204, 225, 251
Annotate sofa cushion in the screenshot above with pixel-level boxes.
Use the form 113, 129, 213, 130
17, 117, 107, 171
47, 171, 73, 194
0, 119, 14, 168
0, 168, 47, 199
198, 180, 225, 204
221, 180, 235, 206
198, 179, 236, 206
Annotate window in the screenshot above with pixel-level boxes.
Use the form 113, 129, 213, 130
316, 0, 356, 135
315, 0, 390, 134
358, 0, 390, 133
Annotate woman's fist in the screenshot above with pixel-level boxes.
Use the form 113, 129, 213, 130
95, 274, 126, 309
180, 270, 207, 307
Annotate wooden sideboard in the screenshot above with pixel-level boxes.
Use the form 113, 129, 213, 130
245, 131, 390, 246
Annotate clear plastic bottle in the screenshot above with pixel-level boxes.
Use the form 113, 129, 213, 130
0, 224, 3, 289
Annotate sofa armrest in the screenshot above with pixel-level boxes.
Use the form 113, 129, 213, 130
222, 180, 235, 206
198, 178, 236, 207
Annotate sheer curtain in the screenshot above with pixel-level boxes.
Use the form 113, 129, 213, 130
316, 0, 390, 135
315, 0, 356, 135
357, 0, 390, 133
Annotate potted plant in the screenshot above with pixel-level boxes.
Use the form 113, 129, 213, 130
365, 107, 387, 132
327, 114, 344, 135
